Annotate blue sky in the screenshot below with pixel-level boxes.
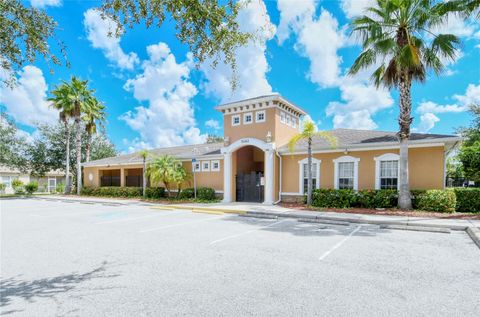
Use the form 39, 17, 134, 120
1, 0, 479, 153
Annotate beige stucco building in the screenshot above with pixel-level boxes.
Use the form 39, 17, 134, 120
83, 94, 461, 204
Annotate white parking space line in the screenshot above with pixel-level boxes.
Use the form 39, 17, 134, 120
209, 219, 289, 245
318, 225, 362, 261
95, 214, 165, 224
139, 216, 223, 233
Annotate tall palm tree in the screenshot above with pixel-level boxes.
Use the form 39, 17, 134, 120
83, 97, 106, 163
348, 0, 460, 209
49, 84, 75, 194
138, 149, 149, 197
288, 121, 337, 205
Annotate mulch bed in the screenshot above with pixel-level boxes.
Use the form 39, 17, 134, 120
279, 202, 480, 220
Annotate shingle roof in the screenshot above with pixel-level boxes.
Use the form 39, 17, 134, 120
278, 128, 461, 153
83, 143, 223, 167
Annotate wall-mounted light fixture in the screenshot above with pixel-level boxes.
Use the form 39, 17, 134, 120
344, 148, 349, 155
224, 136, 230, 146
266, 131, 272, 143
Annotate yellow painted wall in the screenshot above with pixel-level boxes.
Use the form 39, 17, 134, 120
224, 108, 277, 144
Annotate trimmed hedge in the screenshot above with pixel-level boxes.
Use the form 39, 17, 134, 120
178, 187, 217, 201
414, 189, 456, 213
454, 188, 480, 213
178, 188, 195, 199
312, 189, 357, 208
81, 186, 142, 198
145, 187, 166, 199
24, 181, 39, 195
80, 186, 218, 201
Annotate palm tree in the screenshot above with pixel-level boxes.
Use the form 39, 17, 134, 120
83, 97, 106, 163
288, 121, 337, 205
49, 84, 75, 193
147, 155, 178, 197
348, 0, 460, 209
138, 149, 149, 197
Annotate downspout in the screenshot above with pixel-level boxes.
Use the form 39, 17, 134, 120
274, 151, 282, 204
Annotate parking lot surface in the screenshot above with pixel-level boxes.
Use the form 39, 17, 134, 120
1, 198, 479, 316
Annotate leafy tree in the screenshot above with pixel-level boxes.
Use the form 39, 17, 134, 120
205, 134, 224, 144
147, 155, 187, 197
0, 0, 67, 86
83, 97, 106, 162
98, 0, 252, 89
138, 150, 149, 197
173, 166, 190, 198
288, 121, 337, 205
0, 111, 29, 172
49, 77, 95, 194
348, 0, 460, 209
446, 156, 464, 179
458, 104, 480, 183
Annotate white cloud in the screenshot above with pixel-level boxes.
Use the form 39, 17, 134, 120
30, 0, 61, 8
431, 14, 476, 38
205, 119, 220, 130
0, 66, 57, 126
340, 0, 376, 19
276, 0, 316, 44
83, 9, 139, 70
415, 83, 480, 132
201, 0, 275, 103
119, 42, 206, 149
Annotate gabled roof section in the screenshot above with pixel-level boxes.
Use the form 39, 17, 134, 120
83, 143, 223, 167
215, 93, 307, 117
279, 128, 462, 153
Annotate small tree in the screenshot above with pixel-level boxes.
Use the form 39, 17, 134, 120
288, 121, 337, 205
24, 181, 39, 195
147, 155, 178, 197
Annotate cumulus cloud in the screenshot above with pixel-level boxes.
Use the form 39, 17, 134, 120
276, 0, 316, 44
201, 0, 275, 103
0, 66, 57, 126
84, 9, 139, 70
205, 119, 220, 130
340, 0, 376, 19
30, 0, 61, 8
119, 42, 206, 149
415, 83, 480, 132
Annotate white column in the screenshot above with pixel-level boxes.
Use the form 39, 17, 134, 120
222, 152, 232, 203
264, 149, 274, 205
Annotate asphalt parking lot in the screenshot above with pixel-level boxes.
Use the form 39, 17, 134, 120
1, 198, 479, 316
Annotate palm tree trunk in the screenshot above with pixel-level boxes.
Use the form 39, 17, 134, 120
64, 121, 71, 194
85, 133, 92, 163
398, 73, 413, 209
307, 137, 313, 205
75, 116, 82, 195
143, 159, 146, 197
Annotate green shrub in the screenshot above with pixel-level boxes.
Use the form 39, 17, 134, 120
312, 189, 358, 208
11, 179, 24, 194
178, 188, 195, 199
357, 190, 397, 209
80, 186, 142, 198
415, 189, 456, 213
0, 183, 6, 192
197, 187, 216, 201
56, 182, 65, 194
145, 187, 166, 199
24, 181, 39, 195
454, 188, 480, 213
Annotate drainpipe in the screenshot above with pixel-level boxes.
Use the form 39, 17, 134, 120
274, 151, 282, 204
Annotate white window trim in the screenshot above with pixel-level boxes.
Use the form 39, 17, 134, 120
255, 110, 266, 123
280, 111, 286, 123
201, 161, 210, 172
231, 114, 241, 126
298, 158, 321, 194
48, 177, 57, 192
211, 160, 220, 172
333, 156, 360, 190
374, 153, 400, 190
192, 162, 201, 172
243, 112, 253, 125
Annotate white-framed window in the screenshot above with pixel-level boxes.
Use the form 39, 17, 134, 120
256, 110, 266, 123
201, 161, 210, 172
374, 153, 400, 190
48, 178, 56, 192
211, 160, 220, 172
333, 156, 360, 190
291, 117, 297, 128
193, 162, 201, 172
243, 112, 253, 125
280, 111, 286, 123
298, 158, 321, 194
1, 175, 19, 188
231, 114, 240, 126
286, 115, 291, 126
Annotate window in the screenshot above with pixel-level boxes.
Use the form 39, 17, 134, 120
243, 112, 253, 124
333, 156, 360, 190
48, 178, 56, 192
193, 162, 201, 172
280, 111, 286, 123
201, 161, 210, 172
232, 115, 240, 126
298, 158, 321, 194
1, 176, 12, 188
256, 110, 266, 123
291, 117, 297, 128
374, 153, 400, 189
286, 115, 291, 126
211, 160, 220, 172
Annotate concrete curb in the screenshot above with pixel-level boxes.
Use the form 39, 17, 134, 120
379, 224, 451, 234
466, 227, 480, 249
298, 218, 351, 226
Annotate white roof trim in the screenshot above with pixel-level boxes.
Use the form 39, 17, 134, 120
215, 94, 307, 116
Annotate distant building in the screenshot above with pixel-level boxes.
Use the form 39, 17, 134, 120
0, 165, 67, 194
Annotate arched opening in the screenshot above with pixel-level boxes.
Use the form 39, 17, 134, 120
233, 145, 265, 202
